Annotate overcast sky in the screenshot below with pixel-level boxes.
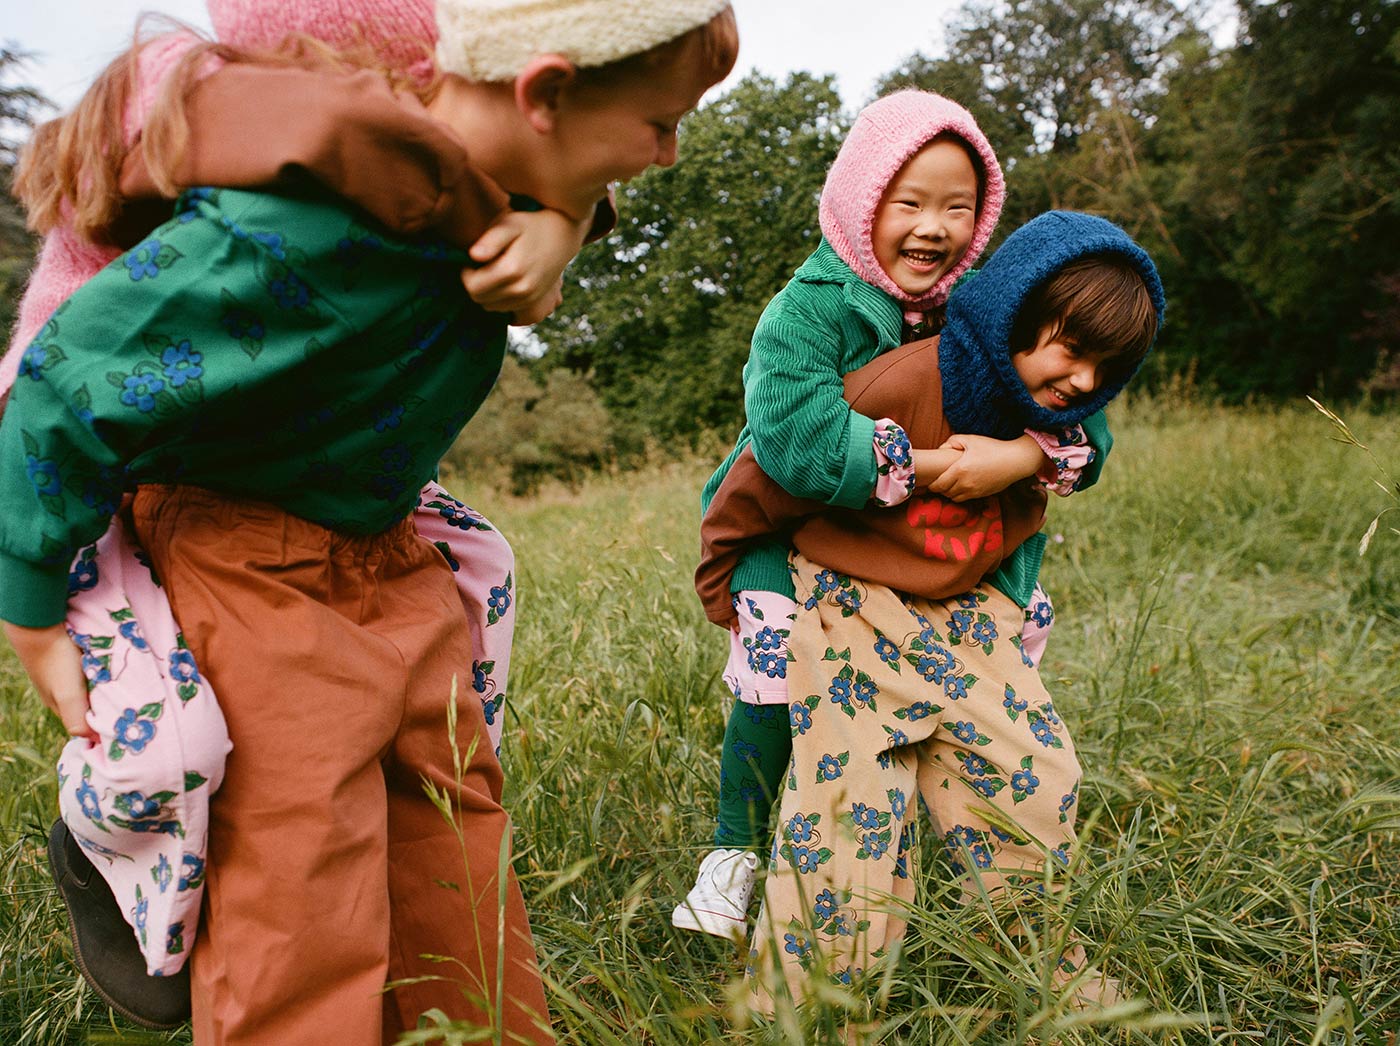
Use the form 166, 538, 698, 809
4, 0, 961, 114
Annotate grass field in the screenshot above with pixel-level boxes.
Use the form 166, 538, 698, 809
2, 397, 1398, 1044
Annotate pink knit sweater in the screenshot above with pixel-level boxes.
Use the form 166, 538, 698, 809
2, 33, 210, 397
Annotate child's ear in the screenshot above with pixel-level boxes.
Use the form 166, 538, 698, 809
514, 55, 577, 134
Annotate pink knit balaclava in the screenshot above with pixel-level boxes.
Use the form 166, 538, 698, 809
206, 0, 438, 80
819, 90, 1006, 308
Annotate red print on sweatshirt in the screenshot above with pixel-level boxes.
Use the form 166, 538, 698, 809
905, 495, 1004, 561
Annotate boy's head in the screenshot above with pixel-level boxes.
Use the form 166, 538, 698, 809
1010, 255, 1159, 410
429, 0, 738, 220
939, 211, 1166, 439
206, 0, 438, 79
820, 90, 1005, 307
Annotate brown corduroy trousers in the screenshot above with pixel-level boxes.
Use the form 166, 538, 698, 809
132, 485, 552, 1046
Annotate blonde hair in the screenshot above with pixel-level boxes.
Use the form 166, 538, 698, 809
14, 17, 435, 242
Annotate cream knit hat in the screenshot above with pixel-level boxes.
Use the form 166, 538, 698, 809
436, 0, 731, 82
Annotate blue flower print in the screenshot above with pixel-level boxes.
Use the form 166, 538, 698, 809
168, 649, 200, 684
120, 372, 165, 413
815, 569, 839, 592
971, 619, 998, 646
874, 636, 899, 665
25, 454, 61, 497
1030, 600, 1054, 628
19, 342, 47, 380
792, 845, 825, 874
82, 651, 112, 686
828, 674, 853, 708
970, 777, 1000, 798
268, 271, 311, 309
179, 853, 206, 891
731, 739, 760, 764
373, 404, 405, 432
119, 791, 163, 820
1004, 685, 1028, 714
752, 626, 783, 651
221, 305, 266, 343
888, 788, 907, 821
853, 676, 878, 705
1059, 785, 1079, 823
834, 587, 862, 613
817, 754, 844, 781
756, 651, 787, 679
968, 841, 994, 868
886, 728, 909, 748
790, 702, 813, 735
783, 931, 812, 959
851, 803, 881, 831
828, 912, 852, 936
1040, 702, 1062, 726
857, 831, 890, 861
113, 708, 157, 754
883, 436, 911, 468
488, 584, 512, 617
166, 922, 186, 957
76, 777, 103, 822
379, 443, 412, 472
125, 239, 163, 280
959, 752, 990, 777
950, 721, 979, 745
1011, 768, 1039, 795
786, 812, 816, 843
813, 889, 837, 920
133, 889, 148, 938
1030, 718, 1055, 747
956, 593, 981, 610
154, 853, 172, 893
69, 554, 99, 594
1052, 844, 1071, 867
944, 675, 969, 701
118, 620, 149, 652
251, 231, 287, 259
369, 473, 408, 502
916, 647, 953, 684
160, 341, 203, 387
904, 700, 935, 721
947, 609, 973, 638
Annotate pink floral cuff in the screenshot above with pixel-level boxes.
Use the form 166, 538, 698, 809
871, 419, 917, 507
1025, 424, 1095, 497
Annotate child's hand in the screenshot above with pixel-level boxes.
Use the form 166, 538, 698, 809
928, 433, 1046, 501
2, 622, 95, 740
461, 207, 590, 318
508, 278, 564, 328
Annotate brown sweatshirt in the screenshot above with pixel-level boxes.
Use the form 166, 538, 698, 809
695, 337, 1047, 626
111, 64, 615, 249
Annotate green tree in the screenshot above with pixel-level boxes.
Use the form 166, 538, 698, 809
533, 73, 847, 444
0, 44, 48, 339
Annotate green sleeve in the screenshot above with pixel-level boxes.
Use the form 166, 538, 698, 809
741, 284, 877, 509
0, 194, 355, 627
1077, 409, 1113, 490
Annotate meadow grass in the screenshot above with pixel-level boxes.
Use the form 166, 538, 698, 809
2, 399, 1397, 1044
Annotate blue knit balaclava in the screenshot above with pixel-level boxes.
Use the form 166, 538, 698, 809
939, 211, 1167, 439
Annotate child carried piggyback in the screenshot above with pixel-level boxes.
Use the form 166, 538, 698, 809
673, 90, 1111, 937
695, 211, 1163, 1010
1, 0, 738, 1039
3, 0, 612, 1027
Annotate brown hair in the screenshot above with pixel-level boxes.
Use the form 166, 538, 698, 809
13, 17, 433, 242
574, 5, 739, 89
1011, 253, 1159, 379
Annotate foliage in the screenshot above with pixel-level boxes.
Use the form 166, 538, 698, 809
0, 45, 47, 340
443, 353, 614, 496
4, 402, 1400, 1044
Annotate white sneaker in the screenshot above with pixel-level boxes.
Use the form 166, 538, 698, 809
671, 848, 759, 939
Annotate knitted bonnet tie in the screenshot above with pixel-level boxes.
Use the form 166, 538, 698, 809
205, 0, 439, 80
435, 0, 732, 82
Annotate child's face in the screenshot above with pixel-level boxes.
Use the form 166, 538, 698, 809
1013, 324, 1121, 410
538, 48, 717, 219
871, 139, 979, 297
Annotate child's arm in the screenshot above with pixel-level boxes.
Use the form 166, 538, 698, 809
926, 433, 1047, 501
462, 206, 593, 324
1, 623, 93, 739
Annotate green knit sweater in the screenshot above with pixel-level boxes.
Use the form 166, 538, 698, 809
0, 186, 506, 627
701, 239, 1110, 608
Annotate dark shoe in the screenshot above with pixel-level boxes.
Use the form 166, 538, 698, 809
46, 819, 191, 1029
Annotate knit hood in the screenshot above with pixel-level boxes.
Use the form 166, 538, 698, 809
939, 210, 1166, 439
818, 90, 1005, 309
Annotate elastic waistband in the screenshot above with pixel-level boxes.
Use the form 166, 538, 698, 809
132, 484, 420, 558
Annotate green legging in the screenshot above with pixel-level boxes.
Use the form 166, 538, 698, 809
714, 700, 792, 849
